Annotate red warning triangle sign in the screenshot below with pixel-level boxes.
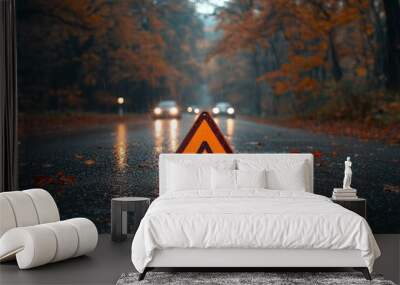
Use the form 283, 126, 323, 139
176, 112, 233, 153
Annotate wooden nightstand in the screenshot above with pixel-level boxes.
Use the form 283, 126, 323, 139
331, 198, 366, 218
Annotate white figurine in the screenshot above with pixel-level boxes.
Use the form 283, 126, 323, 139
343, 156, 352, 189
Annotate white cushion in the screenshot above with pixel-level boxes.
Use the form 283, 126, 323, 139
42, 221, 79, 262
23, 189, 60, 224
0, 191, 39, 227
0, 218, 98, 269
65, 218, 98, 257
0, 226, 57, 269
167, 162, 212, 191
212, 168, 236, 190
236, 169, 267, 189
237, 159, 306, 191
165, 158, 235, 194
0, 196, 17, 237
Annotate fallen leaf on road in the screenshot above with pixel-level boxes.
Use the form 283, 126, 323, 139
84, 159, 96, 166
313, 150, 322, 159
34, 172, 76, 187
34, 176, 54, 187
56, 172, 76, 185
75, 154, 84, 160
383, 184, 400, 193
138, 161, 157, 169
247, 141, 263, 146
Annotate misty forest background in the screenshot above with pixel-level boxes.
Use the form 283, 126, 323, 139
17, 0, 399, 141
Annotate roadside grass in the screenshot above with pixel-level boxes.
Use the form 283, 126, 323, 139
18, 112, 149, 138
247, 84, 400, 145
242, 115, 399, 145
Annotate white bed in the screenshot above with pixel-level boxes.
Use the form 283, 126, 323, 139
131, 154, 380, 280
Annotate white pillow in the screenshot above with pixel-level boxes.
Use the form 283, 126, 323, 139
167, 162, 211, 191
167, 159, 236, 170
211, 168, 236, 190
237, 159, 306, 191
236, 169, 267, 189
266, 161, 306, 191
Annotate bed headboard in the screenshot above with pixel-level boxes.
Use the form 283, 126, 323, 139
159, 153, 314, 195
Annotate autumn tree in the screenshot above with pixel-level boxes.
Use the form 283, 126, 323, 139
17, 0, 204, 112
207, 0, 268, 115
209, 0, 383, 116
155, 0, 204, 105
382, 0, 400, 91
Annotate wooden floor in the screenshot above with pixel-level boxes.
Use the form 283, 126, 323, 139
374, 234, 400, 284
0, 234, 133, 285
0, 234, 398, 285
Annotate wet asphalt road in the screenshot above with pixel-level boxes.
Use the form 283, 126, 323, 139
19, 115, 400, 233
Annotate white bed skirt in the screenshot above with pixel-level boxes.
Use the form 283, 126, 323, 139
148, 248, 366, 268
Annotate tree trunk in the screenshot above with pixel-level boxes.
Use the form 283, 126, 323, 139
252, 48, 263, 116
269, 40, 281, 116
328, 30, 343, 81
383, 0, 400, 91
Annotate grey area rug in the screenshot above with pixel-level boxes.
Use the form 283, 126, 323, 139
117, 272, 396, 285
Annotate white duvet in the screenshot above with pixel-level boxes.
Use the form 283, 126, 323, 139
131, 190, 380, 273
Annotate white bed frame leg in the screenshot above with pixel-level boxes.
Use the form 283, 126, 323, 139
138, 268, 148, 281
354, 267, 372, 280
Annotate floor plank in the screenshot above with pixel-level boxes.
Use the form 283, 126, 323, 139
374, 234, 400, 284
0, 234, 133, 285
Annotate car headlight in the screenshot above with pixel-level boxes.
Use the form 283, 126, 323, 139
227, 107, 235, 115
212, 107, 220, 114
194, 108, 200, 114
169, 107, 178, 115
187, 107, 193, 113
154, 107, 162, 115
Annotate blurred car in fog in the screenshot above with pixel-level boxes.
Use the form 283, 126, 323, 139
152, 100, 181, 119
186, 105, 200, 115
212, 102, 235, 118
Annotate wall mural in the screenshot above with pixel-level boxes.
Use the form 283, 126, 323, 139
17, 0, 399, 234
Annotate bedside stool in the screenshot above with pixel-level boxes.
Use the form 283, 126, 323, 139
111, 197, 151, 242
331, 198, 366, 218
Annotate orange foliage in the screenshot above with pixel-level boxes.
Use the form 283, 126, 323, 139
211, 0, 376, 98
29, 0, 200, 101
356, 67, 367, 77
